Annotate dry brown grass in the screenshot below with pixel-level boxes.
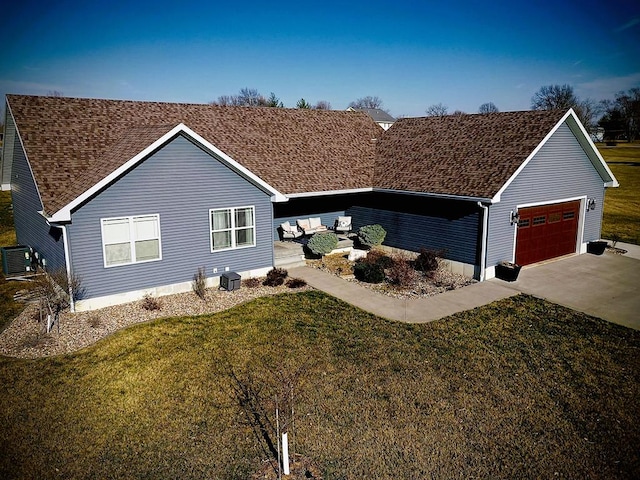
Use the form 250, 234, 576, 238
1, 292, 638, 479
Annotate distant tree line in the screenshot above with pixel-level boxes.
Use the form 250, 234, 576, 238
421, 85, 639, 141
209, 88, 332, 110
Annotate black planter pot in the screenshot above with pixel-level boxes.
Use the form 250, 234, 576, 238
495, 262, 522, 282
587, 241, 608, 255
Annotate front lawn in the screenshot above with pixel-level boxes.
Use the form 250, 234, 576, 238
1, 291, 638, 479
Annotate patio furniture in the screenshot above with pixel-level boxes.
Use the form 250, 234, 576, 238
297, 217, 328, 236
334, 216, 352, 234
280, 221, 303, 241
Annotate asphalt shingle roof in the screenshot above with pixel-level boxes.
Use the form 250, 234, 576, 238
7, 95, 381, 215
375, 110, 566, 199
6, 95, 568, 216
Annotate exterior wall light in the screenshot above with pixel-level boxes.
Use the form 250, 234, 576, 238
587, 198, 596, 211
510, 210, 520, 225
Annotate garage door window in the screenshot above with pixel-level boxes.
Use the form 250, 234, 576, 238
533, 216, 546, 226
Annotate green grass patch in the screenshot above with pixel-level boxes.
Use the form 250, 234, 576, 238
0, 190, 30, 333
598, 143, 640, 244
1, 292, 638, 479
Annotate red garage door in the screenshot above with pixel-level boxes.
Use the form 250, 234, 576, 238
515, 200, 580, 266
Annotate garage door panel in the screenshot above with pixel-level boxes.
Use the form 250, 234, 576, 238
515, 200, 580, 266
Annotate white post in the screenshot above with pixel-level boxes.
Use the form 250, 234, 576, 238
282, 432, 290, 475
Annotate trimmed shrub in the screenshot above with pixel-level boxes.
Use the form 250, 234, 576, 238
357, 224, 387, 249
286, 277, 307, 288
387, 253, 417, 287
415, 248, 443, 274
141, 294, 162, 311
353, 260, 386, 284
192, 267, 207, 300
242, 277, 262, 288
263, 267, 288, 287
366, 248, 394, 268
307, 232, 339, 256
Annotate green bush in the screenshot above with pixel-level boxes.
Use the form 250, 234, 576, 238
353, 260, 386, 283
357, 224, 387, 249
307, 232, 338, 256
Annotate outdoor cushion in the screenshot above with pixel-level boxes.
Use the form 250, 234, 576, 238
309, 217, 323, 228
297, 219, 311, 230
337, 216, 351, 228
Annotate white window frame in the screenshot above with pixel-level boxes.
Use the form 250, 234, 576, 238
100, 214, 162, 268
209, 206, 256, 253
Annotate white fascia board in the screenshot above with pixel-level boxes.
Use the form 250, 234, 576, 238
48, 123, 286, 222
286, 187, 373, 199
564, 110, 619, 188
492, 109, 618, 203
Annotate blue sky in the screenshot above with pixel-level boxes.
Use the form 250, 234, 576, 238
1, 0, 638, 117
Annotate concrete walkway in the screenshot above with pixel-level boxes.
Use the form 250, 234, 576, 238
288, 242, 640, 330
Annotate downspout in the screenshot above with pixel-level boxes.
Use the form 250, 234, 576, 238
477, 202, 489, 282
59, 225, 75, 312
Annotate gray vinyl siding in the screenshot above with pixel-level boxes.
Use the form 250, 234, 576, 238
273, 193, 480, 265
274, 211, 345, 239
273, 193, 364, 238
348, 205, 479, 264
66, 135, 274, 300
6, 125, 66, 271
487, 122, 606, 267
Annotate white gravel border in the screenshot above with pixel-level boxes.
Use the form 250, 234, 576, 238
0, 283, 311, 359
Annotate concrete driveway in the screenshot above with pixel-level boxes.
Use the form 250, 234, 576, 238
290, 243, 639, 330
493, 250, 640, 330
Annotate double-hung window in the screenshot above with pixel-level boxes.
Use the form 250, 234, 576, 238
210, 206, 255, 252
101, 214, 162, 267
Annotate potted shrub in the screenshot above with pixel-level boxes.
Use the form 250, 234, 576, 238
495, 261, 522, 282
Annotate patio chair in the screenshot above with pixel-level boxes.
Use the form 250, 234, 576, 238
296, 218, 326, 236
308, 217, 328, 233
280, 221, 303, 241
334, 216, 352, 234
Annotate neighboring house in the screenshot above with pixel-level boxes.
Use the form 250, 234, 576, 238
1, 95, 617, 310
347, 107, 396, 130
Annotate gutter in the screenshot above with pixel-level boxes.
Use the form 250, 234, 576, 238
477, 201, 489, 282
59, 224, 75, 312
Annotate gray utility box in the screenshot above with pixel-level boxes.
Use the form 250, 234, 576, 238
220, 272, 241, 291
1, 245, 32, 276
